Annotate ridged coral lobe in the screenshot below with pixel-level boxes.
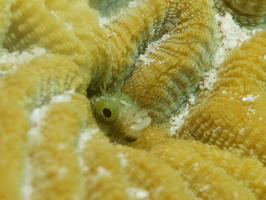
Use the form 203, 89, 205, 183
89, 0, 180, 94
0, 0, 11, 46
122, 0, 218, 125
116, 145, 196, 200
215, 0, 266, 28
3, 0, 110, 79
29, 93, 89, 200
223, 0, 266, 16
176, 28, 266, 164
0, 54, 86, 199
1, 0, 266, 199
150, 139, 266, 199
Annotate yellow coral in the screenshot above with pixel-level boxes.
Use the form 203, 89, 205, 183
90, 0, 218, 141
223, 0, 266, 16
122, 0, 218, 125
116, 145, 196, 200
176, 29, 266, 164
89, 0, 179, 93
215, 0, 266, 28
3, 0, 110, 78
88, 0, 131, 16
0, 0, 11, 45
0, 54, 86, 199
150, 139, 266, 199
1, 0, 266, 199
28, 93, 89, 200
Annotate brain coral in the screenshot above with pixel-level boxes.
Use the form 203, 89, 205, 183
176, 28, 266, 165
215, 0, 266, 28
0, 0, 266, 199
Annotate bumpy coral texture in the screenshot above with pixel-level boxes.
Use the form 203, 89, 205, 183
0, 54, 87, 199
177, 29, 266, 165
215, 0, 266, 28
90, 0, 219, 97
122, 0, 218, 125
0, 0, 266, 200
88, 0, 132, 16
223, 0, 266, 16
0, 0, 11, 44
89, 0, 218, 142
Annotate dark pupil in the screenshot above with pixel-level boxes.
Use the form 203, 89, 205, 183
102, 108, 112, 118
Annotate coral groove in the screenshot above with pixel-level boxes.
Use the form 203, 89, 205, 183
215, 0, 266, 28
122, 0, 218, 125
0, 0, 266, 199
0, 54, 86, 199
176, 29, 266, 164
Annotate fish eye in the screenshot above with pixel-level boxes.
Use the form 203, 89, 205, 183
95, 101, 119, 123
102, 107, 112, 118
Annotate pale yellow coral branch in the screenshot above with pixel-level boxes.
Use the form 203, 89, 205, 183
0, 54, 86, 199
122, 0, 218, 125
177, 28, 266, 164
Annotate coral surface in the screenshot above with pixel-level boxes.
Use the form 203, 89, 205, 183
176, 29, 266, 164
215, 0, 266, 28
0, 0, 266, 199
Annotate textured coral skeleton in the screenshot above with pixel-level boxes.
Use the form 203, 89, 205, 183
214, 0, 266, 29
176, 29, 266, 164
1, 0, 266, 199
